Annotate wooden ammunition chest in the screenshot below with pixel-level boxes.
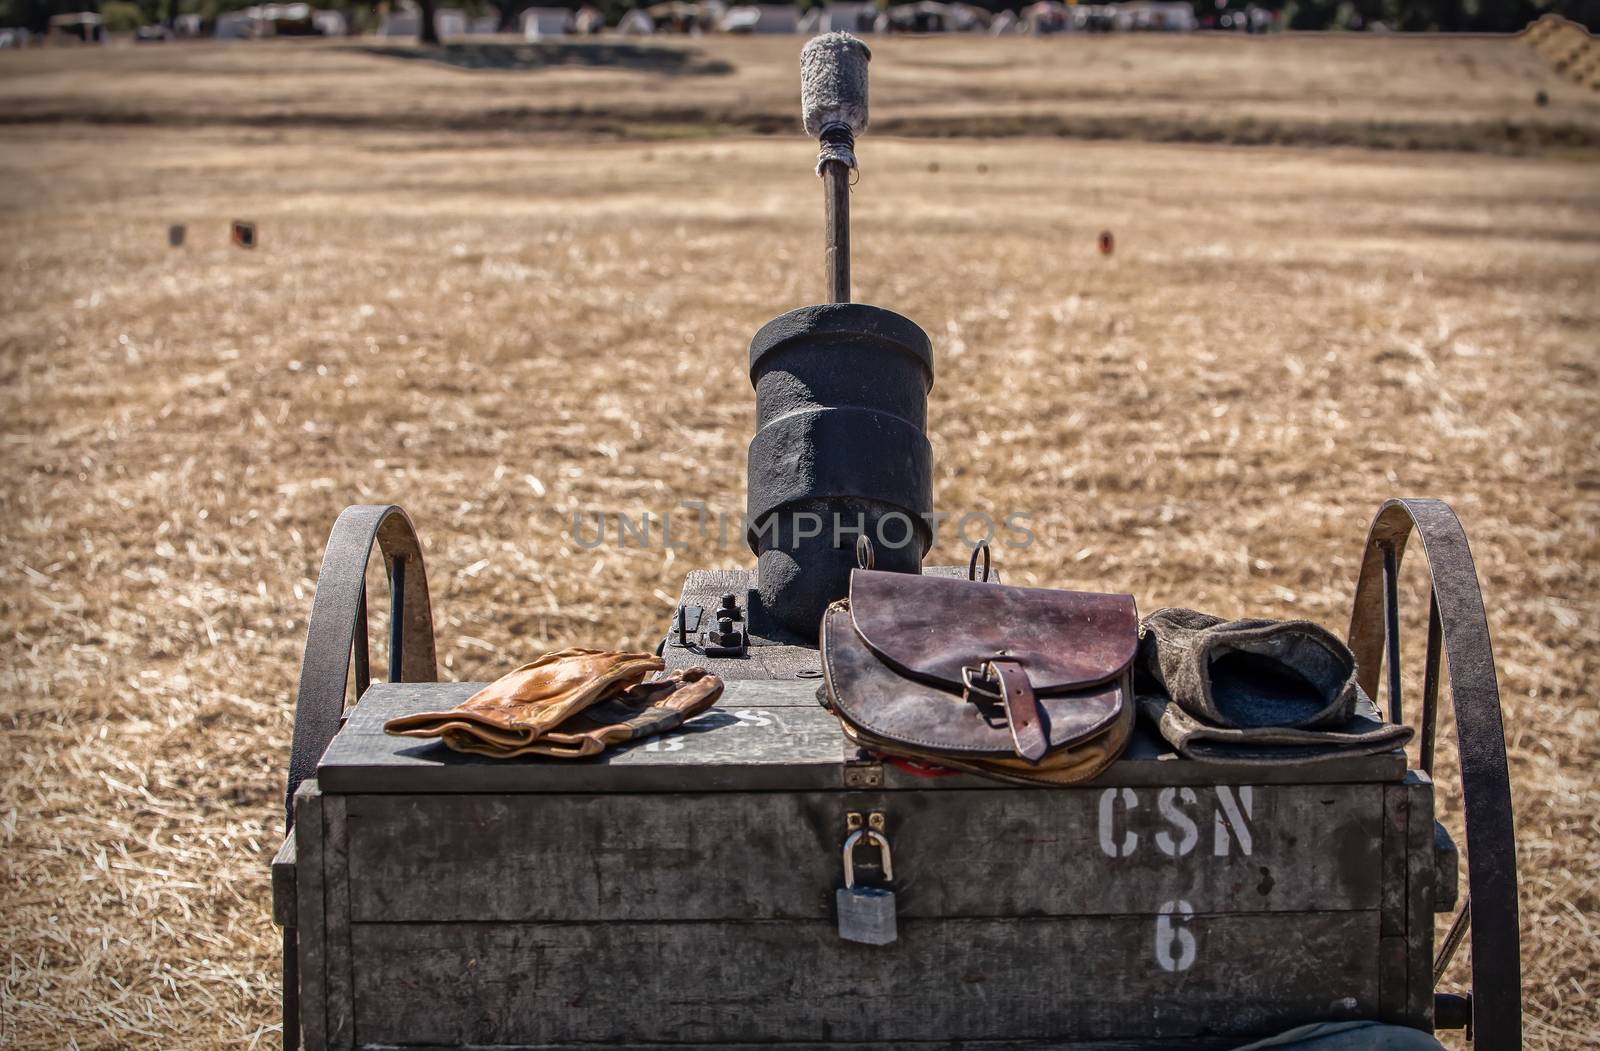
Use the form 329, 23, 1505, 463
274, 573, 1451, 1050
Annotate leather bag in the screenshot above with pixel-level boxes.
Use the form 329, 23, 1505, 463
819, 569, 1139, 785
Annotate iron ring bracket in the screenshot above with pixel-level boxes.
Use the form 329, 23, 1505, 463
281, 503, 437, 1051
1346, 497, 1520, 1048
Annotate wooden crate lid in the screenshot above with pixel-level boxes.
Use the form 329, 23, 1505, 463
317, 679, 1404, 795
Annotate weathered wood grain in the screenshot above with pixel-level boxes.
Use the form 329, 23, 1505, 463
289, 561, 1430, 1050
292, 783, 327, 1051
1382, 785, 1409, 942
324, 795, 354, 1049
1402, 772, 1436, 1029
1432, 819, 1459, 914
319, 682, 848, 794
272, 835, 296, 929
661, 635, 832, 681
366, 1040, 1250, 1050
343, 784, 1383, 923
348, 913, 1379, 1047
319, 681, 1404, 794
1378, 782, 1408, 1022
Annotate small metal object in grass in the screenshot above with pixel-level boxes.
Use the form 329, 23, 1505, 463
231, 220, 257, 249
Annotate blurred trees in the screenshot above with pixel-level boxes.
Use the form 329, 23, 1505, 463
1254, 0, 1597, 30
946, 0, 1600, 30
2, 0, 1597, 37
98, 0, 138, 25
0, 0, 78, 31
416, 0, 438, 40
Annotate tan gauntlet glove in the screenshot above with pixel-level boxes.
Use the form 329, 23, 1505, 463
442, 668, 723, 759
383, 648, 722, 759
384, 648, 662, 750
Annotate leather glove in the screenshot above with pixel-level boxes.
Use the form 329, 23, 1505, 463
1138, 607, 1359, 729
441, 667, 724, 759
384, 648, 663, 751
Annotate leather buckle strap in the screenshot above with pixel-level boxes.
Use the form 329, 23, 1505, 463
960, 662, 1002, 700
962, 657, 1048, 764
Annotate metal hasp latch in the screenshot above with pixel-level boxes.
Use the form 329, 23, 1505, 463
842, 745, 883, 788
837, 811, 897, 945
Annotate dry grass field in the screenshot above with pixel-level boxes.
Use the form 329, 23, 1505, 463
1, 31, 1597, 1051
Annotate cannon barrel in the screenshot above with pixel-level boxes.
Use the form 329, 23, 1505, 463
743, 33, 933, 642
745, 34, 934, 639
745, 305, 933, 640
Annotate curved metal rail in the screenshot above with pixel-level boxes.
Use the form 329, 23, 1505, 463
1346, 498, 1520, 1048
283, 504, 437, 1051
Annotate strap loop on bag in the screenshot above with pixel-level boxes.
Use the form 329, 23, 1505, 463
856, 532, 876, 571
967, 541, 991, 582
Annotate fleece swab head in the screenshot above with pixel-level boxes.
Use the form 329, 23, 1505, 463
801, 32, 870, 143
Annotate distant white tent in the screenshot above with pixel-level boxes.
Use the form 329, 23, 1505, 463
879, 1, 990, 32
469, 13, 500, 33
521, 6, 570, 36
434, 6, 467, 36
646, 0, 720, 31
814, 1, 875, 32
718, 6, 760, 30
215, 10, 254, 37
570, 6, 605, 32
377, 10, 418, 35
700, 0, 730, 26
312, 8, 347, 34
47, 10, 102, 41
616, 8, 655, 32
378, 5, 487, 37
1112, 0, 1196, 30
717, 4, 798, 32
1021, 0, 1070, 32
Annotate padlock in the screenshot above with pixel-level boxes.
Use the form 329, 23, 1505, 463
835, 828, 897, 945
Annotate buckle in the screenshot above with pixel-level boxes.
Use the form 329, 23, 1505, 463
961, 661, 1003, 703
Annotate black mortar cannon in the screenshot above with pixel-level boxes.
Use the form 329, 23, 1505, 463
747, 33, 932, 640
273, 34, 1523, 1051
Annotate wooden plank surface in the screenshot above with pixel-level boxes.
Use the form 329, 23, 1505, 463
1378, 782, 1408, 1022
349, 913, 1379, 1047
1433, 820, 1459, 914
364, 1042, 1248, 1051
271, 835, 296, 928
318, 681, 1404, 794
291, 783, 327, 1051
1402, 772, 1436, 1029
343, 784, 1383, 923
324, 795, 354, 1049
319, 680, 848, 794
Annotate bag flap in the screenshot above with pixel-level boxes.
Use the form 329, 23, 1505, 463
848, 569, 1138, 692
822, 604, 1126, 756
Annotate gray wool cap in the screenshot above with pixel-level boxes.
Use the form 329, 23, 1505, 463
800, 32, 871, 139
